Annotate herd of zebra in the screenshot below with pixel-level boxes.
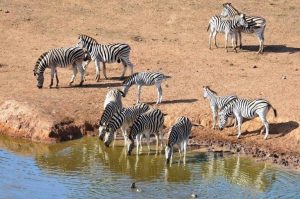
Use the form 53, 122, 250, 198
32, 3, 275, 164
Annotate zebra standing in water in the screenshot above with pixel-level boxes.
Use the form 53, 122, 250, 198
218, 98, 277, 140
103, 103, 150, 147
33, 47, 91, 88
207, 13, 248, 52
122, 72, 169, 104
220, 3, 266, 54
77, 34, 134, 81
165, 116, 192, 165
99, 89, 124, 140
127, 108, 165, 155
203, 86, 237, 129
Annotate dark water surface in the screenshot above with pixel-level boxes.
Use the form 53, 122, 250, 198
0, 135, 299, 199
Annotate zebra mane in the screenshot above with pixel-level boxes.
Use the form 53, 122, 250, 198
204, 86, 218, 95
122, 73, 139, 85
223, 3, 240, 15
34, 51, 48, 73
79, 34, 99, 45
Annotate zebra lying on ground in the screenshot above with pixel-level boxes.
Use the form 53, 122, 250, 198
220, 3, 266, 54
33, 47, 91, 88
127, 108, 165, 155
218, 98, 277, 140
165, 116, 192, 165
122, 72, 169, 104
203, 86, 237, 129
99, 89, 124, 140
77, 34, 134, 81
103, 103, 150, 147
207, 13, 248, 52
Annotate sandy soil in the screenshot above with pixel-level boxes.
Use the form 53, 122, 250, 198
0, 0, 299, 167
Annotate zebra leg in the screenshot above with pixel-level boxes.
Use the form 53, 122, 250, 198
69, 65, 78, 86
236, 115, 243, 139
156, 83, 163, 104
213, 31, 218, 48
225, 32, 229, 52
238, 31, 242, 49
95, 60, 101, 82
211, 106, 217, 129
49, 67, 55, 88
102, 62, 108, 79
232, 33, 237, 53
78, 64, 85, 86
120, 59, 128, 80
136, 85, 142, 104
259, 114, 269, 140
55, 69, 59, 88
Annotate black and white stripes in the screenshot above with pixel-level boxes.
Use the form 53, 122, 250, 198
165, 116, 192, 164
122, 72, 168, 104
220, 3, 266, 53
218, 98, 277, 139
207, 14, 248, 52
33, 46, 90, 88
77, 34, 134, 81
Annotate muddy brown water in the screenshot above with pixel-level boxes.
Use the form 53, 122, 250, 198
0, 135, 299, 199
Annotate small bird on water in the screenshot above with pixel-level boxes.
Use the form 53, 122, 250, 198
130, 182, 142, 192
190, 192, 198, 198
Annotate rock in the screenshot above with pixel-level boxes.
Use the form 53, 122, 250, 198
253, 65, 257, 68
5, 10, 9, 13
282, 76, 287, 79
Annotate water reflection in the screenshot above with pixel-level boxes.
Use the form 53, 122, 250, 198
0, 134, 299, 198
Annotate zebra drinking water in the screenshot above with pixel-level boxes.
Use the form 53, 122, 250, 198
122, 72, 169, 104
207, 13, 248, 52
77, 34, 134, 81
165, 116, 192, 165
218, 98, 277, 140
220, 3, 266, 54
203, 86, 237, 129
103, 103, 151, 147
127, 108, 165, 155
33, 47, 91, 88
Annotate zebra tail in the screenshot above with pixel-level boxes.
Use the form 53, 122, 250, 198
164, 75, 172, 79
269, 104, 277, 118
207, 23, 210, 32
192, 123, 203, 127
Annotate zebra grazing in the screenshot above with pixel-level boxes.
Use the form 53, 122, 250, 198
33, 47, 91, 88
203, 86, 237, 129
103, 103, 151, 147
218, 98, 277, 140
165, 116, 192, 165
122, 72, 169, 104
77, 34, 134, 81
127, 108, 165, 155
207, 13, 248, 52
220, 3, 266, 54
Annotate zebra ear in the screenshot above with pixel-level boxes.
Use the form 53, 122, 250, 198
77, 34, 81, 39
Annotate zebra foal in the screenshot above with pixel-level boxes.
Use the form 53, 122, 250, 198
122, 72, 169, 104
220, 3, 266, 54
207, 13, 248, 52
77, 34, 134, 81
33, 46, 90, 88
165, 116, 192, 165
218, 98, 277, 140
203, 86, 237, 129
127, 108, 165, 155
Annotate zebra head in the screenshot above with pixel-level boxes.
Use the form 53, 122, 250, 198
77, 34, 98, 49
218, 110, 229, 130
220, 3, 239, 17
35, 73, 44, 89
104, 127, 115, 147
98, 125, 106, 140
165, 144, 173, 164
237, 14, 248, 28
203, 86, 217, 99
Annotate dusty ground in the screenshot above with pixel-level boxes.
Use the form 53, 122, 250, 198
0, 0, 299, 167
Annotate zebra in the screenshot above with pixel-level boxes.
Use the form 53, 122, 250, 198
203, 86, 238, 129
104, 88, 124, 109
77, 34, 134, 81
220, 3, 266, 54
33, 47, 91, 88
127, 108, 165, 155
122, 72, 169, 104
218, 98, 277, 140
207, 13, 248, 52
103, 103, 151, 147
165, 116, 192, 165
